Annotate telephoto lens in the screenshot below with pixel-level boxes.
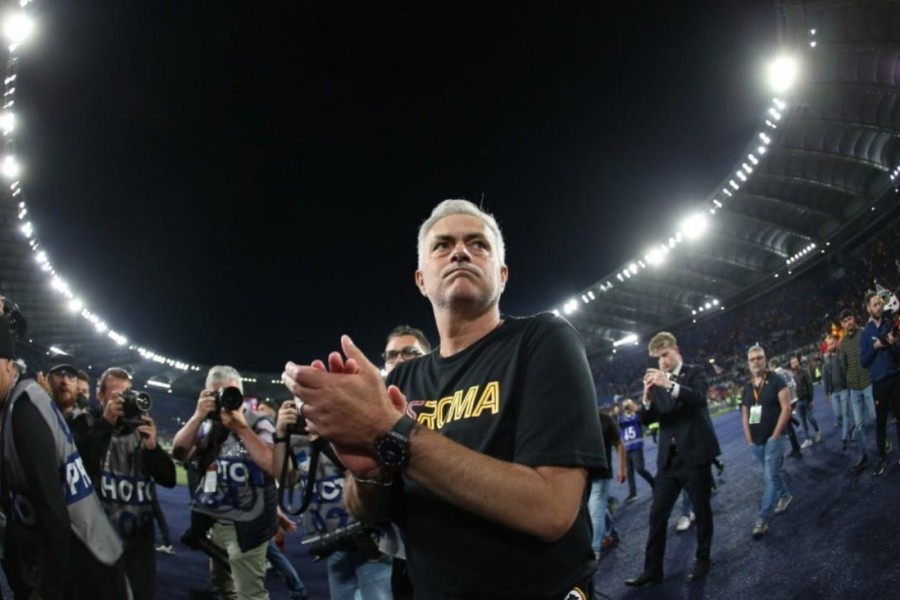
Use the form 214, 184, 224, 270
216, 386, 244, 411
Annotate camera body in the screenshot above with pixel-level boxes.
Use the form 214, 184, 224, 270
121, 389, 152, 428
207, 386, 244, 420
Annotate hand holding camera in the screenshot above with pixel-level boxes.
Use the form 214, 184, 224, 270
136, 415, 158, 450
276, 399, 309, 438
194, 386, 243, 422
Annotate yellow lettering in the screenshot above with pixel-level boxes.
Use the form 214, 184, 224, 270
472, 382, 500, 417
436, 397, 453, 429
452, 387, 479, 421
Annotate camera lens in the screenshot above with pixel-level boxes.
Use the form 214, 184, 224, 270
134, 391, 152, 412
217, 386, 243, 411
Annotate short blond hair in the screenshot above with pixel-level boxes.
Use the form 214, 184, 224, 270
648, 332, 677, 355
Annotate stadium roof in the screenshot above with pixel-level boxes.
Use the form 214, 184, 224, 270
3, 0, 900, 396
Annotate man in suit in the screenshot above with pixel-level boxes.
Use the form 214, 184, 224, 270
625, 331, 721, 588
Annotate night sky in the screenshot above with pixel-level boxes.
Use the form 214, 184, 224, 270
14, 1, 776, 373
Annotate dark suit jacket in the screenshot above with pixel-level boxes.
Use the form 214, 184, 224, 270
641, 363, 721, 471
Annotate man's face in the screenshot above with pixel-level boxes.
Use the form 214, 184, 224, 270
867, 295, 884, 320
0, 358, 17, 400
790, 357, 800, 371
383, 334, 426, 374
654, 346, 681, 373
415, 214, 508, 313
77, 378, 90, 400
842, 315, 856, 333
748, 351, 766, 375
99, 376, 131, 406
49, 368, 78, 411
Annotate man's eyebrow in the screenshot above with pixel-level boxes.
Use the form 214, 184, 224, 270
431, 232, 489, 244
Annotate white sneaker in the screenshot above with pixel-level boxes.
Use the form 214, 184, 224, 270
155, 545, 175, 555
676, 512, 694, 532
800, 439, 814, 449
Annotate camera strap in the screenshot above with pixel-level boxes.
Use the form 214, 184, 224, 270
279, 437, 345, 516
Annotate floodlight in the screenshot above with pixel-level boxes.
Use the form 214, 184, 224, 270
645, 248, 665, 266
768, 55, 799, 93
3, 12, 33, 45
2, 155, 20, 178
613, 333, 637, 347
681, 213, 708, 240
0, 111, 14, 134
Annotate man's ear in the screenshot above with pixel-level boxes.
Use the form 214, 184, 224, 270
415, 270, 427, 297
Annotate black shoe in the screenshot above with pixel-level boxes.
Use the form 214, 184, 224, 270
788, 449, 802, 458
625, 571, 663, 588
851, 455, 868, 472
874, 458, 886, 476
686, 559, 710, 584
716, 460, 725, 476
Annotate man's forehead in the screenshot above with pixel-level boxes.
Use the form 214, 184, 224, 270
386, 334, 420, 349
427, 214, 491, 238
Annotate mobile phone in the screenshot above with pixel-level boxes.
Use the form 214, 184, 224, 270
647, 356, 658, 370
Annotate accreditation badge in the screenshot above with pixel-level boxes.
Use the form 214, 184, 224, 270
749, 405, 762, 425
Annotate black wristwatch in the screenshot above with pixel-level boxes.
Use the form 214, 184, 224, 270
374, 415, 418, 469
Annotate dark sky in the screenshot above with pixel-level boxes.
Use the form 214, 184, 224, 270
15, 1, 776, 373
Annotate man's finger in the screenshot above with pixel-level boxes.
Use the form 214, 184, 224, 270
387, 385, 408, 412
341, 335, 375, 371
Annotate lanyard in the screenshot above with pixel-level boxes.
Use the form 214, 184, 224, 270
752, 373, 768, 404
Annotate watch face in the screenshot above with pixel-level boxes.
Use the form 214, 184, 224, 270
375, 435, 410, 468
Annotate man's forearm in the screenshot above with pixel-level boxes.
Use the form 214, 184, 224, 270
172, 416, 203, 461
405, 427, 587, 543
236, 427, 274, 477
343, 475, 394, 525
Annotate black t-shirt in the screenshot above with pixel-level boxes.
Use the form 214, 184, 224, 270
741, 371, 788, 444
387, 313, 606, 599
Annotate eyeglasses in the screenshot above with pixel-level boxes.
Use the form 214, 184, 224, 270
748, 356, 766, 362
51, 369, 78, 379
382, 346, 424, 364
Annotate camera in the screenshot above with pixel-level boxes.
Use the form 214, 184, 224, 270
2, 297, 27, 341
207, 386, 244, 420
121, 389, 152, 428
301, 522, 376, 561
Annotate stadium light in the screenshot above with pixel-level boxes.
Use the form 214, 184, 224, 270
680, 213, 708, 240
768, 55, 799, 93
2, 11, 33, 46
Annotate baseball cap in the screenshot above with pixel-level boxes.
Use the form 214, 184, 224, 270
48, 355, 81, 376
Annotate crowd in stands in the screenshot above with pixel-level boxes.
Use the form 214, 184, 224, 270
593, 219, 900, 406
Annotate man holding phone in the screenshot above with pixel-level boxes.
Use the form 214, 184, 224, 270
625, 332, 721, 588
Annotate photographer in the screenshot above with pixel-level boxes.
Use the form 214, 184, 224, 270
73, 367, 176, 600
273, 399, 392, 600
172, 365, 277, 600
0, 316, 129, 599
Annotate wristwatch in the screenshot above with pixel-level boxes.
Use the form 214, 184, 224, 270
374, 415, 418, 469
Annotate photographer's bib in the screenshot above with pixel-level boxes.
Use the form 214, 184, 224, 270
98, 432, 155, 547
191, 427, 266, 522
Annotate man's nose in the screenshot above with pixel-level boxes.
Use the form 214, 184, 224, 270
450, 242, 471, 262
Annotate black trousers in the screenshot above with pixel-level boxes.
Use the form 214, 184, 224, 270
124, 545, 157, 600
643, 450, 713, 575
873, 372, 900, 460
